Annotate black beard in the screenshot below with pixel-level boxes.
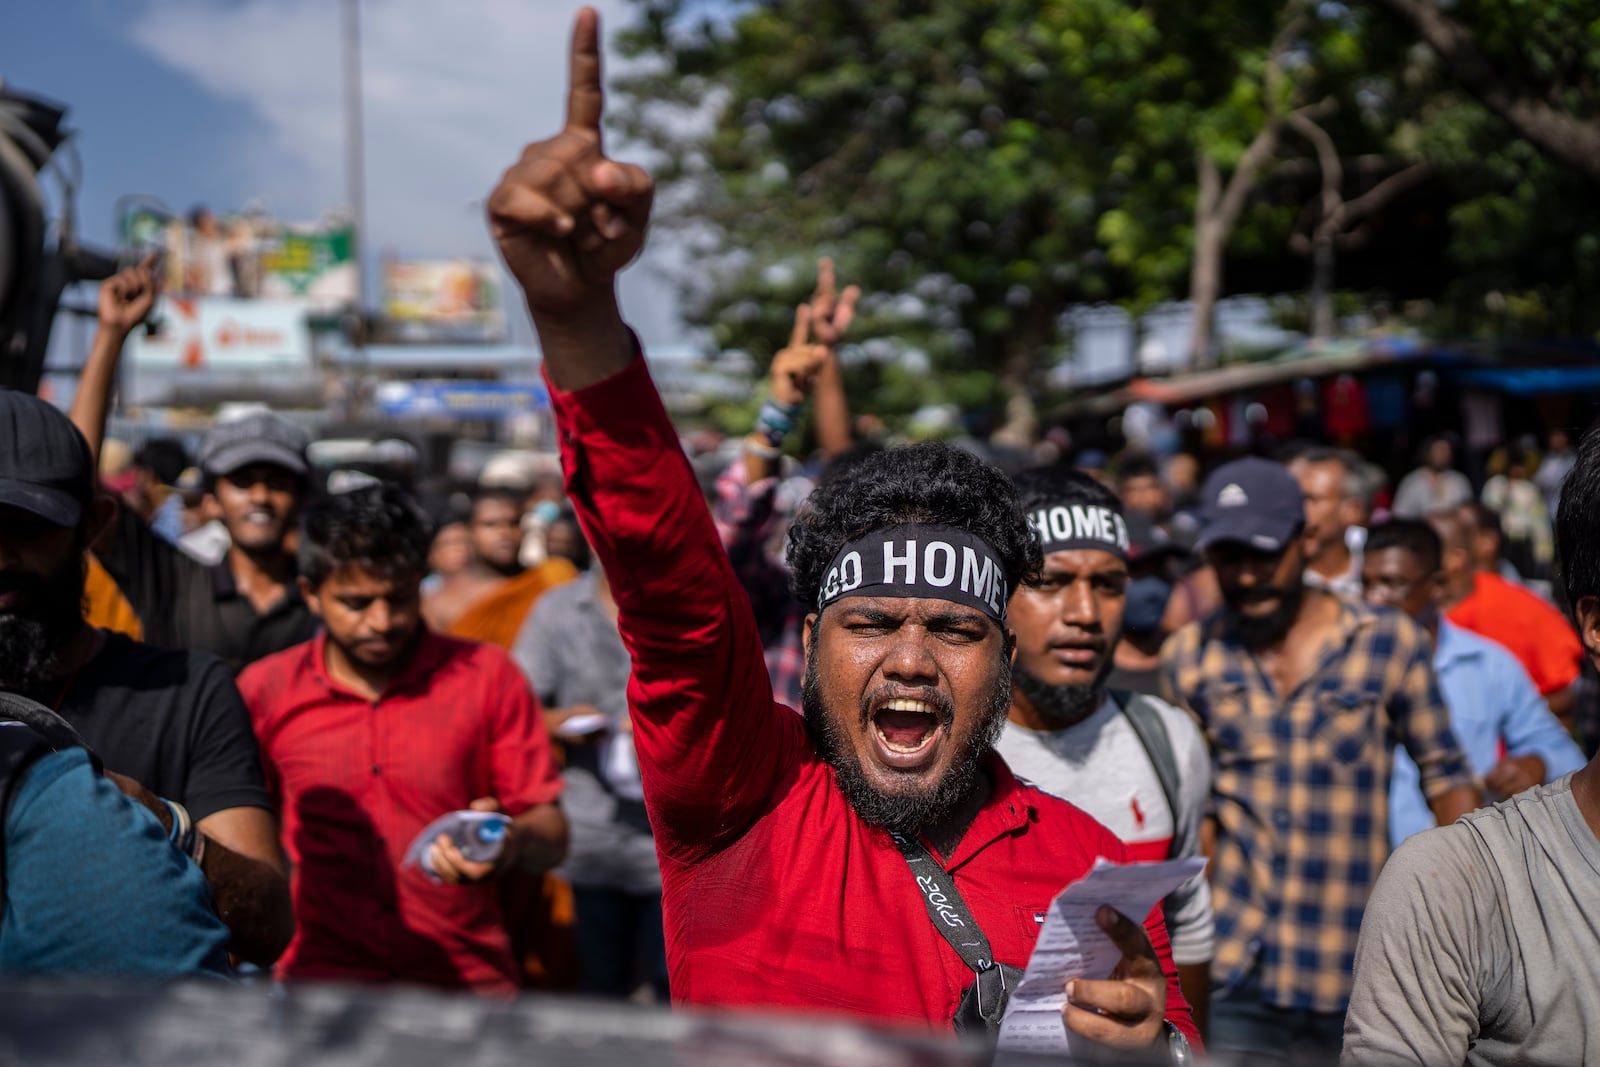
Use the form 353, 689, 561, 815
1012, 661, 1111, 728
0, 554, 88, 691
801, 650, 1012, 838
1224, 579, 1306, 647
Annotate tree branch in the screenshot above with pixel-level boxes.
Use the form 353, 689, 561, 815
1369, 0, 1600, 182
1336, 161, 1431, 229
1287, 110, 1344, 241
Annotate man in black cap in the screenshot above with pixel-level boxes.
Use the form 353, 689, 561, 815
1159, 456, 1479, 1062
67, 259, 319, 672
0, 385, 292, 965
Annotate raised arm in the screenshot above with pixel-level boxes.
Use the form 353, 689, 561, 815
68, 255, 158, 465
806, 257, 860, 461
486, 7, 646, 390
487, 9, 801, 865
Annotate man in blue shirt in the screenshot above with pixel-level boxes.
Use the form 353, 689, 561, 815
0, 696, 232, 978
1360, 520, 1585, 846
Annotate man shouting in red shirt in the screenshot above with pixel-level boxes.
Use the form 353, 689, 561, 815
484, 8, 1197, 1054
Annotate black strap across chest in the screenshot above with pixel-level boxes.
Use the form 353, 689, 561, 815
889, 831, 1012, 1027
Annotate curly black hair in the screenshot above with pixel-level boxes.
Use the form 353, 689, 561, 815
1012, 465, 1123, 516
299, 483, 435, 588
786, 442, 1041, 614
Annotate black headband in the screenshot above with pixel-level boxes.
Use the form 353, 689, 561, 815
817, 523, 1009, 622
1028, 502, 1129, 560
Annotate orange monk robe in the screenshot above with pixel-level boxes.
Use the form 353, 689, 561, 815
84, 553, 143, 640
445, 557, 578, 651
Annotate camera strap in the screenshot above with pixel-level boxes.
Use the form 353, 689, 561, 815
890, 831, 1012, 1027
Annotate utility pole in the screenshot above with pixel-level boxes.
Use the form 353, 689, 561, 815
342, 0, 369, 415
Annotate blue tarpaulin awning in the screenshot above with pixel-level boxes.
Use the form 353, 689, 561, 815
1449, 366, 1600, 396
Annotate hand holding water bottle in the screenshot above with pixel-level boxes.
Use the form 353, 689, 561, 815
405, 798, 513, 885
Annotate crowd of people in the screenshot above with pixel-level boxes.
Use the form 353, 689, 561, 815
3, 9, 1599, 1065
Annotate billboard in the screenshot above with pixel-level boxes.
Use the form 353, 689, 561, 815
126, 296, 312, 372
120, 208, 356, 309
381, 258, 504, 342
374, 379, 547, 420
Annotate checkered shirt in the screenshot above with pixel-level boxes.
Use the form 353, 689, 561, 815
1160, 599, 1472, 1013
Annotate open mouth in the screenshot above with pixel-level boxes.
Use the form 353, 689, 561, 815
870, 698, 945, 768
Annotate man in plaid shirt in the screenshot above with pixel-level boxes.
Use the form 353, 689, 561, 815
1161, 458, 1479, 1061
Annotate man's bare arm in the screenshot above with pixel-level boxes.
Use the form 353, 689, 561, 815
194, 807, 295, 965
68, 255, 158, 465
806, 257, 859, 461
105, 772, 293, 965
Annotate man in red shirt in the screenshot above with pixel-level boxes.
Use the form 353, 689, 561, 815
483, 10, 1197, 1054
238, 485, 567, 993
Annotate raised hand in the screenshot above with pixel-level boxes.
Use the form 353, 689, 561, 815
1060, 904, 1170, 1050
487, 7, 654, 323
806, 257, 861, 349
97, 253, 160, 338
769, 305, 831, 407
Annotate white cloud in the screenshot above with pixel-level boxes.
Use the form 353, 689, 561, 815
124, 0, 687, 344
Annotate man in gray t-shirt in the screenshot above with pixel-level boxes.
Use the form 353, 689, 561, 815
512, 568, 667, 999
1344, 424, 1600, 1066
1005, 466, 1216, 1036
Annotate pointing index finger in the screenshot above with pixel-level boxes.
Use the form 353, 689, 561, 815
565, 7, 605, 141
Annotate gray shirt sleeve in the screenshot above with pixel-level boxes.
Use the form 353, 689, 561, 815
511, 593, 563, 702
1342, 823, 1498, 1066
1157, 700, 1216, 966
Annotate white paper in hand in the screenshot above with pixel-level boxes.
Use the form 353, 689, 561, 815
557, 712, 609, 738
996, 855, 1207, 1058
402, 811, 512, 883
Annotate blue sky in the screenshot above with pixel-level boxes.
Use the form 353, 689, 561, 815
5, 0, 686, 348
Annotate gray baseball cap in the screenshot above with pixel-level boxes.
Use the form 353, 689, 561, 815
198, 411, 311, 479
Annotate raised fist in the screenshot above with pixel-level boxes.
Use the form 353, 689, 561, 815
487, 8, 654, 321
97, 253, 160, 337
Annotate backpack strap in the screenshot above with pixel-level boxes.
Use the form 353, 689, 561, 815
1110, 689, 1181, 858
0, 693, 93, 904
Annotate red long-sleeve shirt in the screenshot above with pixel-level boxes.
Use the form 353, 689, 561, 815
550, 352, 1198, 1044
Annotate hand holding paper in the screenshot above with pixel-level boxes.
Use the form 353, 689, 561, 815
998, 856, 1207, 1057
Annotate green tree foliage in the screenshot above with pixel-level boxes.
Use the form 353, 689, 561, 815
614, 0, 1291, 419
613, 0, 1600, 430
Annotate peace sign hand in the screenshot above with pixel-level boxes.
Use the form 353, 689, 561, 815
487, 7, 654, 321
806, 257, 860, 349
769, 305, 831, 407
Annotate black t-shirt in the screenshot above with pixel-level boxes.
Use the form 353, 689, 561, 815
99, 504, 320, 674
23, 632, 272, 822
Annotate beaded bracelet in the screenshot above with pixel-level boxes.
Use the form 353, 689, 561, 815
753, 398, 803, 446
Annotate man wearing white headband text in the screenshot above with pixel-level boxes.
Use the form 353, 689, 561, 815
486, 8, 1197, 1053
998, 469, 1216, 1039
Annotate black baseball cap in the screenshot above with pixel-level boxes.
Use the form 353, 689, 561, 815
199, 411, 311, 479
1196, 457, 1305, 554
0, 390, 95, 528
